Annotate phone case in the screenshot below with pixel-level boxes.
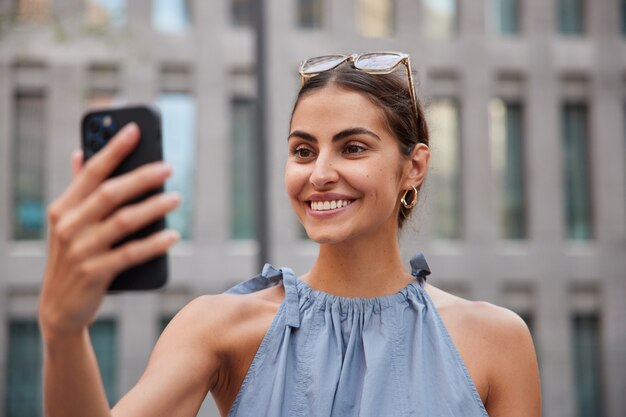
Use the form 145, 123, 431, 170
81, 105, 168, 291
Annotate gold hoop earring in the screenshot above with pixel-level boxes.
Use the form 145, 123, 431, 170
401, 186, 418, 209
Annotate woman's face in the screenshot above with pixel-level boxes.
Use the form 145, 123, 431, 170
285, 85, 416, 245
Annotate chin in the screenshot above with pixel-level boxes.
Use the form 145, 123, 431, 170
301, 224, 359, 246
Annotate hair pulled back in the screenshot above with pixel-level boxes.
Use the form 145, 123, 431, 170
291, 64, 429, 228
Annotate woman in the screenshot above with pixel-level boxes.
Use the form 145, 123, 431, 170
39, 52, 541, 416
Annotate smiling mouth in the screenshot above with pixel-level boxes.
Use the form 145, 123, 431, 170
309, 200, 354, 211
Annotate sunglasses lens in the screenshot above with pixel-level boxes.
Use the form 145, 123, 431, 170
355, 53, 403, 72
301, 55, 346, 75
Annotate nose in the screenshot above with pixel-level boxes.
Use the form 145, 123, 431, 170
309, 152, 338, 189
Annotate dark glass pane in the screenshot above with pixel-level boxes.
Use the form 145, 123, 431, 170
493, 0, 519, 34
558, 0, 584, 35
161, 316, 173, 332
6, 320, 117, 414
562, 103, 593, 240
519, 313, 534, 336
572, 314, 603, 417
491, 100, 526, 239
622, 0, 626, 36
429, 99, 462, 239
89, 320, 117, 405
12, 91, 46, 240
503, 104, 525, 238
157, 93, 197, 240
6, 321, 42, 417
298, 0, 323, 28
231, 0, 254, 27
231, 98, 258, 239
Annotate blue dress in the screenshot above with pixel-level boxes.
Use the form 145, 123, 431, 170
225, 254, 488, 417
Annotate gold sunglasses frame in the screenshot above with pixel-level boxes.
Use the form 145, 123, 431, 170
299, 52, 419, 126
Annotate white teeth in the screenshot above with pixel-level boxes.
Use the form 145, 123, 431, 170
310, 200, 353, 211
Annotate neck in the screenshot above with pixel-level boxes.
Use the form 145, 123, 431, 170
303, 224, 412, 298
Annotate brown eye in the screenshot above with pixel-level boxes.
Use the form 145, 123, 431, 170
344, 143, 366, 154
293, 146, 314, 159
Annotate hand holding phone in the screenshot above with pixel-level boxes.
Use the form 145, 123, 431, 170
40, 110, 179, 342
81, 106, 170, 291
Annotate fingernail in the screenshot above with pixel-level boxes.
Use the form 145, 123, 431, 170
122, 122, 139, 138
154, 163, 172, 176
162, 192, 181, 204
163, 229, 180, 242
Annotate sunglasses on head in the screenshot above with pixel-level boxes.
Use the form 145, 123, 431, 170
299, 52, 419, 125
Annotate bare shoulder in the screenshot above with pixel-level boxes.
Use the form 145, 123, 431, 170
164, 284, 285, 354
158, 285, 285, 413
424, 284, 541, 417
427, 284, 530, 337
113, 285, 284, 416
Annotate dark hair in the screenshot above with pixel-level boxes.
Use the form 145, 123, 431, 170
291, 64, 429, 228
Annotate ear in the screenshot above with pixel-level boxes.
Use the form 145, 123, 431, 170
402, 143, 430, 189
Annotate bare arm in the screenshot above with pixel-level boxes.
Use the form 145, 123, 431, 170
484, 308, 542, 417
112, 296, 223, 417
42, 330, 112, 417
39, 123, 180, 417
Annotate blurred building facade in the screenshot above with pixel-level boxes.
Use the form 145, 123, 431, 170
0, 0, 625, 416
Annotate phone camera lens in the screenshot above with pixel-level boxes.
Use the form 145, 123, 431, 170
88, 119, 100, 134
88, 138, 99, 150
103, 128, 113, 140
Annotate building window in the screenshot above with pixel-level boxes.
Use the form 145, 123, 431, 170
357, 0, 394, 38
161, 315, 174, 332
231, 98, 258, 239
15, 0, 51, 23
6, 320, 117, 415
572, 314, 603, 417
490, 0, 519, 34
86, 64, 121, 109
6, 321, 42, 417
86, 0, 127, 30
12, 90, 46, 240
489, 99, 526, 239
428, 99, 462, 239
622, 0, 626, 36
153, 0, 190, 32
298, 0, 323, 29
87, 89, 120, 110
90, 320, 118, 405
562, 103, 592, 240
157, 92, 197, 240
231, 0, 254, 27
558, 0, 584, 35
422, 0, 457, 39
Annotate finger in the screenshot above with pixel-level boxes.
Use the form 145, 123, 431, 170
58, 123, 140, 210
87, 229, 180, 289
74, 192, 181, 257
55, 162, 172, 239
71, 149, 83, 178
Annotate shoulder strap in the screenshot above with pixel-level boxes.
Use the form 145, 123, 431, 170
224, 264, 301, 329
410, 253, 431, 281
225, 264, 284, 295
281, 268, 301, 328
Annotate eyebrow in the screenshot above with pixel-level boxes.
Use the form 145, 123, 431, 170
288, 127, 382, 143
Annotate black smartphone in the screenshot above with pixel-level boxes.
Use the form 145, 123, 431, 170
81, 105, 168, 291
